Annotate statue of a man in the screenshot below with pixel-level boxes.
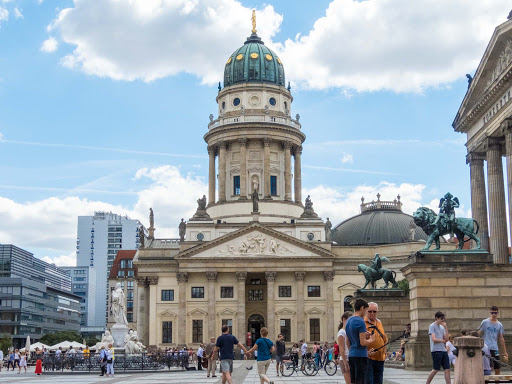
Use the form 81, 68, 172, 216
434, 192, 459, 232
149, 208, 154, 228
179, 218, 186, 241
111, 282, 128, 325
325, 218, 332, 241
252, 189, 259, 212
370, 253, 384, 274
409, 220, 416, 241
305, 195, 313, 210
197, 195, 207, 211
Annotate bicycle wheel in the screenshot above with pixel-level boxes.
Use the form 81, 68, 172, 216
324, 359, 337, 376
281, 361, 295, 377
304, 360, 318, 376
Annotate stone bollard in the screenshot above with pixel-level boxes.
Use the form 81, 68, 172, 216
453, 336, 484, 384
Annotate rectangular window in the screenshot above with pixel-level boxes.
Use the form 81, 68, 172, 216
127, 302, 133, 311
280, 319, 291, 342
118, 270, 125, 278
127, 291, 134, 301
308, 286, 321, 297
310, 318, 320, 341
270, 175, 277, 196
191, 287, 204, 299
127, 260, 133, 268
220, 287, 234, 298
248, 289, 263, 301
120, 260, 126, 268
161, 290, 174, 301
127, 281, 134, 290
278, 286, 292, 298
192, 320, 203, 343
222, 319, 233, 334
233, 176, 240, 195
127, 270, 134, 277
127, 313, 133, 323
162, 321, 172, 343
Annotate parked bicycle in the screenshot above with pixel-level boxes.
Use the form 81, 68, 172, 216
280, 352, 317, 377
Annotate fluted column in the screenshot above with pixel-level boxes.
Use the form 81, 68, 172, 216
263, 138, 272, 199
239, 139, 248, 199
147, 276, 159, 346
265, 272, 277, 337
466, 152, 490, 251
177, 272, 189, 345
236, 272, 247, 343
284, 142, 292, 201
207, 271, 217, 338
486, 138, 509, 264
295, 272, 306, 342
135, 277, 149, 346
294, 146, 302, 204
503, 119, 512, 261
324, 271, 335, 342
218, 142, 227, 202
208, 146, 216, 205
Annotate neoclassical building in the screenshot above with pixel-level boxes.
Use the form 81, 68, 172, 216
134, 26, 433, 349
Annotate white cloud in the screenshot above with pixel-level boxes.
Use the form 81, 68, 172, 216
341, 153, 353, 164
0, 7, 8, 21
40, 36, 58, 53
41, 253, 76, 267
0, 132, 4, 141
14, 7, 22, 19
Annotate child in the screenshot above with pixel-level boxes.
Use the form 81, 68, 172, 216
18, 351, 27, 374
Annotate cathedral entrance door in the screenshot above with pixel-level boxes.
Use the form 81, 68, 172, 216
247, 314, 265, 347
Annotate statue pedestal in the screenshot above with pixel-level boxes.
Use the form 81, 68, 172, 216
111, 323, 129, 349
251, 212, 260, 222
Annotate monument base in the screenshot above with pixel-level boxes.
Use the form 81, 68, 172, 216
251, 212, 260, 222
111, 323, 129, 348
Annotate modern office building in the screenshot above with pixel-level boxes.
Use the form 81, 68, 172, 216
76, 211, 143, 326
0, 244, 81, 349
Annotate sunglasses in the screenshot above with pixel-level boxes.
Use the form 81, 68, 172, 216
367, 310, 377, 313
490, 311, 498, 314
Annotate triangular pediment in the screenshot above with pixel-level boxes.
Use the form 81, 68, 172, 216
187, 308, 208, 317
276, 308, 296, 316
217, 308, 237, 316
305, 307, 325, 315
158, 310, 178, 318
176, 223, 334, 260
338, 283, 361, 291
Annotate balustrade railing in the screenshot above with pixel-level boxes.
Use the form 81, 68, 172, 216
208, 115, 301, 130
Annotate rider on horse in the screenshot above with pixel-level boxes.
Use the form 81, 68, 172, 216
369, 253, 385, 275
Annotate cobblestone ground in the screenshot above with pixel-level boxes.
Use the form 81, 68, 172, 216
0, 362, 455, 384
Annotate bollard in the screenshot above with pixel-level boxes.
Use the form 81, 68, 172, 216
453, 336, 484, 384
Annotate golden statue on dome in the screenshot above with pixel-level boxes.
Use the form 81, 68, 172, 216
251, 10, 257, 34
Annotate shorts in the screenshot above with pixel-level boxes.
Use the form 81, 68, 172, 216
431, 351, 450, 371
275, 355, 283, 363
257, 359, 271, 377
220, 359, 233, 373
490, 350, 500, 370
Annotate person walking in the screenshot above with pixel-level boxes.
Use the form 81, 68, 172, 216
214, 324, 249, 384
275, 333, 285, 376
300, 340, 308, 362
291, 343, 300, 366
338, 311, 353, 384
197, 343, 204, 371
205, 337, 217, 378
106, 343, 114, 377
426, 311, 450, 384
345, 298, 376, 384
99, 346, 107, 376
364, 302, 388, 384
247, 327, 275, 384
35, 347, 43, 375
478, 305, 508, 374
7, 348, 14, 370
17, 351, 27, 374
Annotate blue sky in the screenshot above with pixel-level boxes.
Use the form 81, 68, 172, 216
0, 0, 510, 265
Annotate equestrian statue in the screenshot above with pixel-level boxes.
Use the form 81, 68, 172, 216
357, 253, 399, 289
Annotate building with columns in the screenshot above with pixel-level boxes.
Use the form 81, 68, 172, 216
134, 26, 433, 349
453, 14, 512, 264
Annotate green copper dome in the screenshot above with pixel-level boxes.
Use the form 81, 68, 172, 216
224, 34, 285, 88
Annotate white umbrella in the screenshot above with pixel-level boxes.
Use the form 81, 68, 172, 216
50, 340, 86, 351
25, 336, 30, 356
20, 342, 49, 353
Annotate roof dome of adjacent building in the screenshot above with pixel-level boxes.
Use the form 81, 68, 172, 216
223, 33, 285, 88
331, 194, 428, 246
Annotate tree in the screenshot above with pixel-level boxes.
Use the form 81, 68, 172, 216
40, 331, 82, 346
84, 337, 99, 348
0, 334, 11, 355
398, 279, 410, 296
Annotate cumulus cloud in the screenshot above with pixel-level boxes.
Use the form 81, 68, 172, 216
13, 7, 22, 19
0, 7, 8, 21
40, 36, 58, 53
41, 253, 76, 267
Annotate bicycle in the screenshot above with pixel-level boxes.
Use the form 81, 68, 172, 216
280, 353, 317, 376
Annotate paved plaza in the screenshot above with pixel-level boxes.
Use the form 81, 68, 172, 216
0, 361, 455, 384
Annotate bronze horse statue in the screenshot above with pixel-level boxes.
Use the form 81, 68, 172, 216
357, 264, 399, 289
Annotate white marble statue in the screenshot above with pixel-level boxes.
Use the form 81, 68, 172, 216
111, 282, 128, 325
94, 330, 114, 350
124, 329, 146, 354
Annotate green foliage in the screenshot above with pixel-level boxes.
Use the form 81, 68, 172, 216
84, 337, 99, 348
40, 331, 82, 346
0, 334, 11, 355
398, 279, 410, 296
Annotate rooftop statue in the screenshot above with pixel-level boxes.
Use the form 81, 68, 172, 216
252, 188, 259, 212
304, 195, 313, 210
149, 208, 154, 228
138, 226, 145, 248
413, 193, 480, 251
197, 195, 207, 211
179, 218, 186, 242
357, 253, 399, 289
325, 218, 332, 241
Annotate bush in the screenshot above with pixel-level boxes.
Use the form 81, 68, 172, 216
84, 337, 99, 348
0, 334, 11, 354
398, 279, 409, 296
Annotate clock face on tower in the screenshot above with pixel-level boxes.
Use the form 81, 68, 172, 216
307, 232, 315, 241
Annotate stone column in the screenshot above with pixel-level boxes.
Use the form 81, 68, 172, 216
147, 276, 159, 346
503, 119, 512, 258
263, 138, 272, 199
208, 146, 216, 205
236, 272, 247, 343
239, 138, 248, 199
135, 277, 149, 346
177, 272, 189, 345
265, 272, 277, 337
294, 146, 302, 204
466, 152, 490, 251
218, 142, 227, 202
323, 271, 335, 342
295, 272, 306, 342
206, 271, 217, 338
284, 141, 292, 201
486, 137, 509, 264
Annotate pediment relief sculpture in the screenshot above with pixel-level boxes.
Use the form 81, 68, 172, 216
487, 39, 512, 89
217, 233, 296, 256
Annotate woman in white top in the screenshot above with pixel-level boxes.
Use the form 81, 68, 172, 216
446, 334, 456, 366
17, 351, 27, 374
337, 311, 353, 384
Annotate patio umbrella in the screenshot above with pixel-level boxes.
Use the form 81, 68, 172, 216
25, 336, 30, 358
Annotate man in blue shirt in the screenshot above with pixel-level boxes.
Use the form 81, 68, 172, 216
478, 305, 508, 375
346, 298, 376, 384
214, 325, 249, 384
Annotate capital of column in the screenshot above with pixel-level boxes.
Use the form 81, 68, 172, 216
239, 138, 248, 147
283, 141, 292, 150
323, 271, 335, 281
265, 271, 277, 282
236, 271, 248, 282
176, 272, 189, 283
206, 271, 218, 281
207, 145, 216, 156
484, 137, 504, 152
147, 276, 159, 285
263, 138, 272, 147
218, 141, 227, 150
135, 276, 149, 287
294, 145, 303, 156
294, 271, 306, 281
466, 151, 486, 165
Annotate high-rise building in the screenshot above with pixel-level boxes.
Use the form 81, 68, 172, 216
0, 244, 81, 348
76, 211, 143, 326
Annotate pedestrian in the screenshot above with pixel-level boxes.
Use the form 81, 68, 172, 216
83, 345, 90, 359
478, 305, 508, 375
106, 343, 114, 377
291, 343, 299, 366
426, 311, 451, 384
300, 340, 308, 362
274, 333, 285, 376
446, 335, 456, 367
337, 311, 353, 384
333, 341, 339, 363
7, 348, 14, 370
313, 342, 321, 367
214, 324, 249, 384
55, 347, 62, 360
0, 347, 3, 372
35, 347, 43, 375
365, 302, 388, 384
99, 345, 107, 376
13, 348, 20, 369
246, 327, 275, 384
197, 343, 204, 370
18, 351, 27, 374
345, 298, 376, 384
205, 336, 217, 378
